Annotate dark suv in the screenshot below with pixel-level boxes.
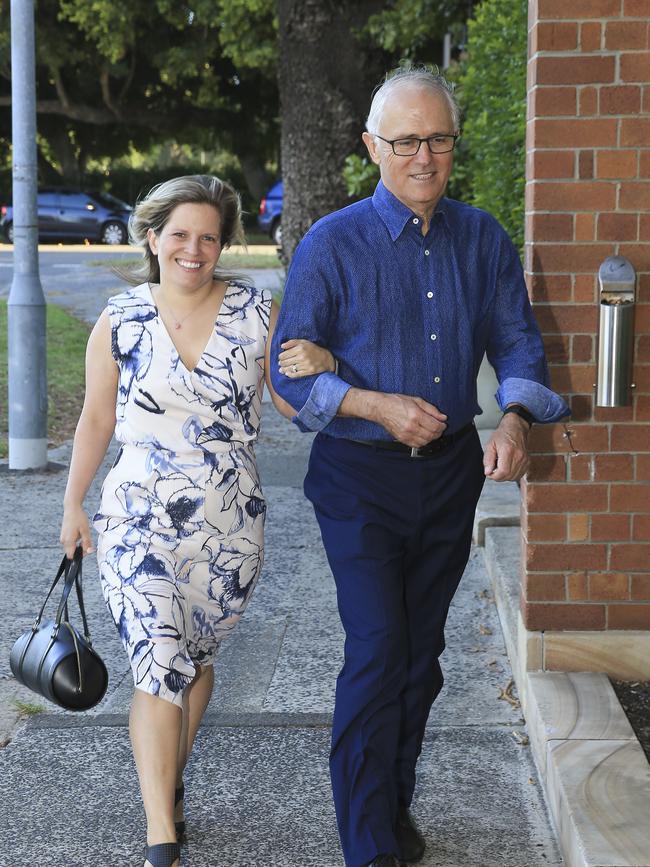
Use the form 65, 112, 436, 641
1, 188, 131, 245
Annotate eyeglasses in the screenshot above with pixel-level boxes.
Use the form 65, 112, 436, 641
374, 133, 460, 156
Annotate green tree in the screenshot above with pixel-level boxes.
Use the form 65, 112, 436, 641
452, 0, 527, 249
0, 1, 279, 200
1, 0, 482, 256
365, 0, 473, 58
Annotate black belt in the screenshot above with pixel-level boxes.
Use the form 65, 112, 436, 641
348, 422, 474, 458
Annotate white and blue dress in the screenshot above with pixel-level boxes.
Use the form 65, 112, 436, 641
93, 280, 269, 706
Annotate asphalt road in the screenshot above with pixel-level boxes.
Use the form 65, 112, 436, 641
0, 247, 283, 324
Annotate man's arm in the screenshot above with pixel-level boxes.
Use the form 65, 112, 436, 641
270, 227, 351, 430
483, 231, 569, 481
339, 388, 447, 447
271, 227, 448, 443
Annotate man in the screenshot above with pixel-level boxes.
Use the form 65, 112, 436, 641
271, 68, 568, 867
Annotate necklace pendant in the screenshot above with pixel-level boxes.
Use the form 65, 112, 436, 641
174, 322, 182, 330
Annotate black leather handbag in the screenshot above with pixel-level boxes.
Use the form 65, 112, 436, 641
9, 548, 108, 711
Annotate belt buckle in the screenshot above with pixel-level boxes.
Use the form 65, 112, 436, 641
410, 446, 423, 458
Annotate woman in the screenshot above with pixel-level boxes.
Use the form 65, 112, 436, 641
59, 175, 333, 867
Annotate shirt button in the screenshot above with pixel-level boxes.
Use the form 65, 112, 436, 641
434, 376, 441, 383
430, 333, 437, 341
427, 291, 434, 298
424, 249, 430, 256
413, 218, 419, 225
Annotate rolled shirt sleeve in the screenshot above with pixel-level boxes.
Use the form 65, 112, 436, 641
291, 372, 352, 432
496, 378, 570, 423
486, 230, 570, 424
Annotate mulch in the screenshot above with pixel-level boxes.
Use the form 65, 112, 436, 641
610, 679, 650, 762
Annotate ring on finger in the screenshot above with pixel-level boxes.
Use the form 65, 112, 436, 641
291, 364, 298, 373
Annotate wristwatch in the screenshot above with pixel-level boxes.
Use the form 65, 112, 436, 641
502, 404, 535, 427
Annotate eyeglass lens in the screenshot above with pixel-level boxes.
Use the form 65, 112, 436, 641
393, 136, 456, 155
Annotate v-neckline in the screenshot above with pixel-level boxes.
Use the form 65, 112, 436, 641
146, 281, 232, 374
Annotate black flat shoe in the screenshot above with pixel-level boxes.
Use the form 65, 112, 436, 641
367, 856, 400, 867
144, 842, 180, 867
175, 782, 186, 843
396, 805, 426, 863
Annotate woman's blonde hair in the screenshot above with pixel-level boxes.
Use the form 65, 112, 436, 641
117, 174, 246, 286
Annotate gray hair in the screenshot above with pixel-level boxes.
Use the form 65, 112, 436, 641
116, 174, 247, 286
366, 66, 461, 136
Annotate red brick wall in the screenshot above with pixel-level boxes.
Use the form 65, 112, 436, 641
523, 0, 650, 631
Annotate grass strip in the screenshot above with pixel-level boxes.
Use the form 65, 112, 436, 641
88, 251, 280, 270
0, 299, 89, 459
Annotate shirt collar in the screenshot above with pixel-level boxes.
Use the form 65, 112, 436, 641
371, 180, 448, 242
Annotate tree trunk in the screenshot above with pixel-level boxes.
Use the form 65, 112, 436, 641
36, 147, 63, 185
239, 151, 272, 206
47, 123, 81, 185
277, 0, 384, 262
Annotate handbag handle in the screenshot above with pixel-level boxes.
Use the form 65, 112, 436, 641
31, 549, 79, 629
69, 554, 93, 644
53, 549, 93, 643
32, 548, 92, 641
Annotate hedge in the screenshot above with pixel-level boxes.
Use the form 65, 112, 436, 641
453, 0, 527, 250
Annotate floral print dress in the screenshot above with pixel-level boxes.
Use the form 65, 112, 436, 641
93, 281, 269, 706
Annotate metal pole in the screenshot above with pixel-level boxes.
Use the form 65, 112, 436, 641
443, 33, 452, 69
8, 0, 47, 469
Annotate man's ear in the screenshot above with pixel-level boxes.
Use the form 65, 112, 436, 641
146, 227, 158, 255
362, 132, 381, 166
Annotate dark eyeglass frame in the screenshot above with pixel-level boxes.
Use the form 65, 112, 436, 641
373, 132, 461, 156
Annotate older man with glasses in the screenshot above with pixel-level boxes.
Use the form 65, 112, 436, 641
271, 67, 568, 867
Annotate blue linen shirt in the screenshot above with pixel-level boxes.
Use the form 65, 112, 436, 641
270, 181, 569, 438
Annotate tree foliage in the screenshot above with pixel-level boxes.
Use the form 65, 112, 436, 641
0, 0, 527, 257
0, 1, 279, 199
365, 0, 473, 56
452, 0, 527, 249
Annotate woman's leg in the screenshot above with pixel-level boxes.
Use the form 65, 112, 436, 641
177, 663, 215, 777
174, 663, 214, 825
130, 688, 182, 867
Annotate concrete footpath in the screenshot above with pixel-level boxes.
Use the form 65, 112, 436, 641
0, 409, 562, 867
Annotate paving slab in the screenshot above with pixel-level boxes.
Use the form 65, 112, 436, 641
547, 738, 650, 867
0, 724, 561, 867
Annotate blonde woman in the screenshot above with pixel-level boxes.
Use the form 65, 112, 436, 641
59, 175, 334, 867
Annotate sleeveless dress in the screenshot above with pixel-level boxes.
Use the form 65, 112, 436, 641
93, 280, 270, 706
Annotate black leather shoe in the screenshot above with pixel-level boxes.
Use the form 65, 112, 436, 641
366, 856, 400, 867
396, 805, 426, 863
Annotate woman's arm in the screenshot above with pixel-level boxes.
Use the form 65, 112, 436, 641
277, 339, 337, 378
265, 301, 337, 418
60, 309, 118, 557
265, 301, 298, 419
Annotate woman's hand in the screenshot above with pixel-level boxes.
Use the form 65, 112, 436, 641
60, 504, 94, 560
278, 339, 336, 379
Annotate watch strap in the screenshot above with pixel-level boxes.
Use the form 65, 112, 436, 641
502, 405, 535, 427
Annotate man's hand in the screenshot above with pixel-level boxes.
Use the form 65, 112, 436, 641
339, 389, 447, 447
375, 394, 448, 446
483, 413, 530, 481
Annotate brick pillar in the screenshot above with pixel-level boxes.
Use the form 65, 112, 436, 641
523, 0, 650, 671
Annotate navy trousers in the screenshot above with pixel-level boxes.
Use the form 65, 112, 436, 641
304, 428, 485, 867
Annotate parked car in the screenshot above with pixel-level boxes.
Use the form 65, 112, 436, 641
0, 188, 132, 245
257, 180, 282, 246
